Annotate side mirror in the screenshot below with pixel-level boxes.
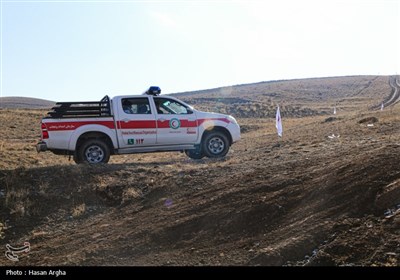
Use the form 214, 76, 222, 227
187, 109, 193, 114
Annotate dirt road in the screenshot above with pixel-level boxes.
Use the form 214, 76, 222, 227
373, 75, 400, 110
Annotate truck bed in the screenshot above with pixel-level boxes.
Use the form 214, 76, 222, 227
46, 95, 112, 118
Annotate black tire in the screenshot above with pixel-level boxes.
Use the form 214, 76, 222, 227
78, 139, 110, 164
73, 153, 82, 164
202, 131, 230, 158
185, 149, 204, 160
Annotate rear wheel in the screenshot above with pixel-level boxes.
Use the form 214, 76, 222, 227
78, 139, 110, 164
202, 131, 230, 158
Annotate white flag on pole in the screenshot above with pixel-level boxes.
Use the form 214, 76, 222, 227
276, 106, 283, 137
381, 102, 384, 111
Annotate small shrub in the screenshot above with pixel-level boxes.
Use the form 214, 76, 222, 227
72, 203, 86, 218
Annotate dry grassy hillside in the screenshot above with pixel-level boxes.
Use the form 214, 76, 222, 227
0, 97, 55, 109
0, 76, 399, 266
176, 76, 390, 118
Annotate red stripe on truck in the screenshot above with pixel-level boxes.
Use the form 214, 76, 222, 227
45, 118, 229, 131
156, 119, 197, 129
198, 118, 230, 125
117, 120, 157, 129
46, 121, 115, 131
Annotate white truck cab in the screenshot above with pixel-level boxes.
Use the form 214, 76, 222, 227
37, 87, 241, 164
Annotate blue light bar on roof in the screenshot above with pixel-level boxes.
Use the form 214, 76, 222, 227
146, 86, 161, 96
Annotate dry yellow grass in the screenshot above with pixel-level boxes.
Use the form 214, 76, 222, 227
72, 203, 86, 218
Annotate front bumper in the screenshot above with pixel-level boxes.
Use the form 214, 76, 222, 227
227, 122, 241, 143
36, 141, 48, 153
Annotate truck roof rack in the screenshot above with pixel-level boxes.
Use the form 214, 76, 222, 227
143, 86, 161, 96
46, 95, 112, 118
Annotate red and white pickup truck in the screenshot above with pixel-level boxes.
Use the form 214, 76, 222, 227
37, 87, 241, 164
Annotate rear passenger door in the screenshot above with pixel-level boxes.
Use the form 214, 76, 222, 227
116, 97, 157, 148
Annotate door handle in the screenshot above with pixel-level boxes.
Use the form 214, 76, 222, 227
122, 118, 130, 123
158, 118, 166, 122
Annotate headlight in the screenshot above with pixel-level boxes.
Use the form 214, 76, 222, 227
227, 115, 238, 124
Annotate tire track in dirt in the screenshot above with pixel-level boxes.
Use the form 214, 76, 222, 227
385, 76, 400, 106
352, 76, 378, 96
372, 76, 400, 110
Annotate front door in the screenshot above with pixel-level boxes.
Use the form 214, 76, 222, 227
116, 97, 157, 149
154, 97, 198, 145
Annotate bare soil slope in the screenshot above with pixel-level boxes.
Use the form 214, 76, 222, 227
0, 76, 399, 266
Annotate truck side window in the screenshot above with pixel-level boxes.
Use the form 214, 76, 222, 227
154, 98, 190, 114
121, 98, 151, 114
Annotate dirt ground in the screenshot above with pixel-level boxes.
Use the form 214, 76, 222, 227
0, 76, 399, 266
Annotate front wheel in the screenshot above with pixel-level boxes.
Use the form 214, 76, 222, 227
202, 131, 230, 158
73, 153, 82, 164
78, 139, 110, 164
185, 149, 204, 160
